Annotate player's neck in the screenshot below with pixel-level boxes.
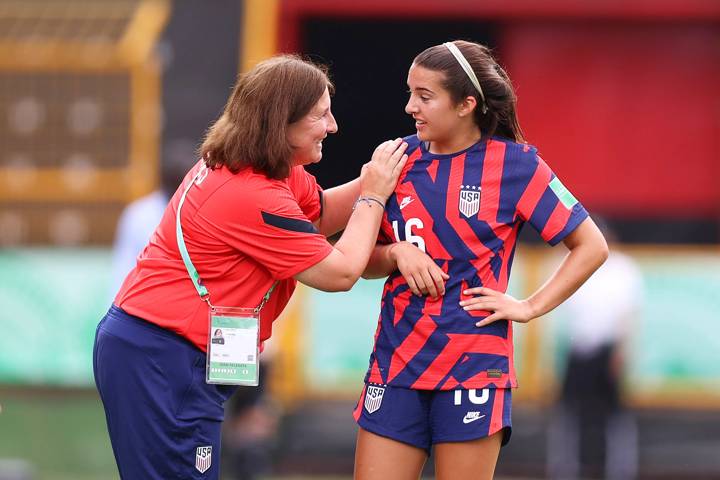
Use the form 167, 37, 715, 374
428, 125, 482, 155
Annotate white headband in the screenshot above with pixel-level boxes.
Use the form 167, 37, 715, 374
443, 42, 488, 114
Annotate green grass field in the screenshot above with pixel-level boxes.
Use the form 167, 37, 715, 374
0, 391, 116, 480
0, 391, 358, 480
0, 390, 539, 480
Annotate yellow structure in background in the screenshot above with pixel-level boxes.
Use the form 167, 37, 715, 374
0, 0, 169, 245
241, 0, 279, 72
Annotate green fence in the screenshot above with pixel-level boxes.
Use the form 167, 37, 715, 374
1, 247, 719, 404
0, 249, 110, 386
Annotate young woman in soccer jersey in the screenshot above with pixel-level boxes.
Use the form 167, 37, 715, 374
94, 55, 408, 480
353, 41, 609, 480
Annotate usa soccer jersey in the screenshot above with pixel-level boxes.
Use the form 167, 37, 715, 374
364, 135, 588, 390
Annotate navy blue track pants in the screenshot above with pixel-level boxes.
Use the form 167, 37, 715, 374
93, 305, 237, 479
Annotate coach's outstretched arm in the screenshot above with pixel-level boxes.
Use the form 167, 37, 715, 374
295, 139, 408, 292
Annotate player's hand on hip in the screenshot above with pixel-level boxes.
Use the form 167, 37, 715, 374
459, 287, 536, 327
391, 242, 449, 298
360, 138, 408, 202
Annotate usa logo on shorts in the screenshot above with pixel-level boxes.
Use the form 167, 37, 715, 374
195, 446, 212, 474
364, 385, 385, 414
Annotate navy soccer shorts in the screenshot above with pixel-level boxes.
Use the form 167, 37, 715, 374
354, 383, 512, 453
93, 305, 237, 479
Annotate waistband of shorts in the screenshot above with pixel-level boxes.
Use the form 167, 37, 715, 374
365, 381, 512, 392
104, 304, 200, 350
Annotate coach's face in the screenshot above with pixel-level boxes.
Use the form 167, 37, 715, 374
288, 88, 338, 167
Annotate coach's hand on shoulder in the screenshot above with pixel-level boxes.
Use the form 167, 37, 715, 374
392, 242, 449, 298
459, 287, 536, 327
360, 138, 408, 202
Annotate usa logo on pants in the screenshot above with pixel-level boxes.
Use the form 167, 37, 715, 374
195, 446, 212, 474
364, 385, 385, 414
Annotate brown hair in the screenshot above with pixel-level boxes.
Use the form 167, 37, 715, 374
200, 55, 333, 179
413, 40, 525, 143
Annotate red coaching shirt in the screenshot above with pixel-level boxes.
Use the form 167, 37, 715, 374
115, 160, 333, 352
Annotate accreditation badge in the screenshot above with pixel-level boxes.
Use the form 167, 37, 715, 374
206, 306, 260, 386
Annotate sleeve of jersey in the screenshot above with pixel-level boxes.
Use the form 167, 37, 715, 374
287, 166, 323, 222
515, 155, 588, 246
199, 179, 333, 280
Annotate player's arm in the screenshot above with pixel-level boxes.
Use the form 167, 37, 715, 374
295, 139, 408, 292
363, 242, 450, 298
362, 243, 397, 279
315, 178, 360, 237
461, 217, 608, 326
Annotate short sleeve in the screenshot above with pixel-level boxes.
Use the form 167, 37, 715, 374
197, 176, 333, 280
287, 166, 323, 222
515, 155, 588, 245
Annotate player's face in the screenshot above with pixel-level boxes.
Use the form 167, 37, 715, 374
288, 87, 338, 167
405, 65, 465, 150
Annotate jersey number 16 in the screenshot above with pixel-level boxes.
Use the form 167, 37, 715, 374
392, 218, 426, 253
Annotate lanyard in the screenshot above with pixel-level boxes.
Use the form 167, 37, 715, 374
175, 164, 276, 312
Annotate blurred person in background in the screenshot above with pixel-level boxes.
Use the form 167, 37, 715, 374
109, 139, 196, 294
547, 220, 642, 480
93, 54, 408, 480
354, 40, 608, 480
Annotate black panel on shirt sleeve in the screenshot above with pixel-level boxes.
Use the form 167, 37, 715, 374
317, 188, 324, 218
261, 211, 319, 234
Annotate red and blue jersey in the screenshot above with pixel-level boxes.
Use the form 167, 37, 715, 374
364, 135, 588, 390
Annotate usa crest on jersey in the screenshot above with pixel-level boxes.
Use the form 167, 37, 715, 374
364, 385, 385, 414
195, 446, 212, 474
459, 185, 481, 218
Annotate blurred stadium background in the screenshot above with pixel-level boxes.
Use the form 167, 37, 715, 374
0, 0, 719, 479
